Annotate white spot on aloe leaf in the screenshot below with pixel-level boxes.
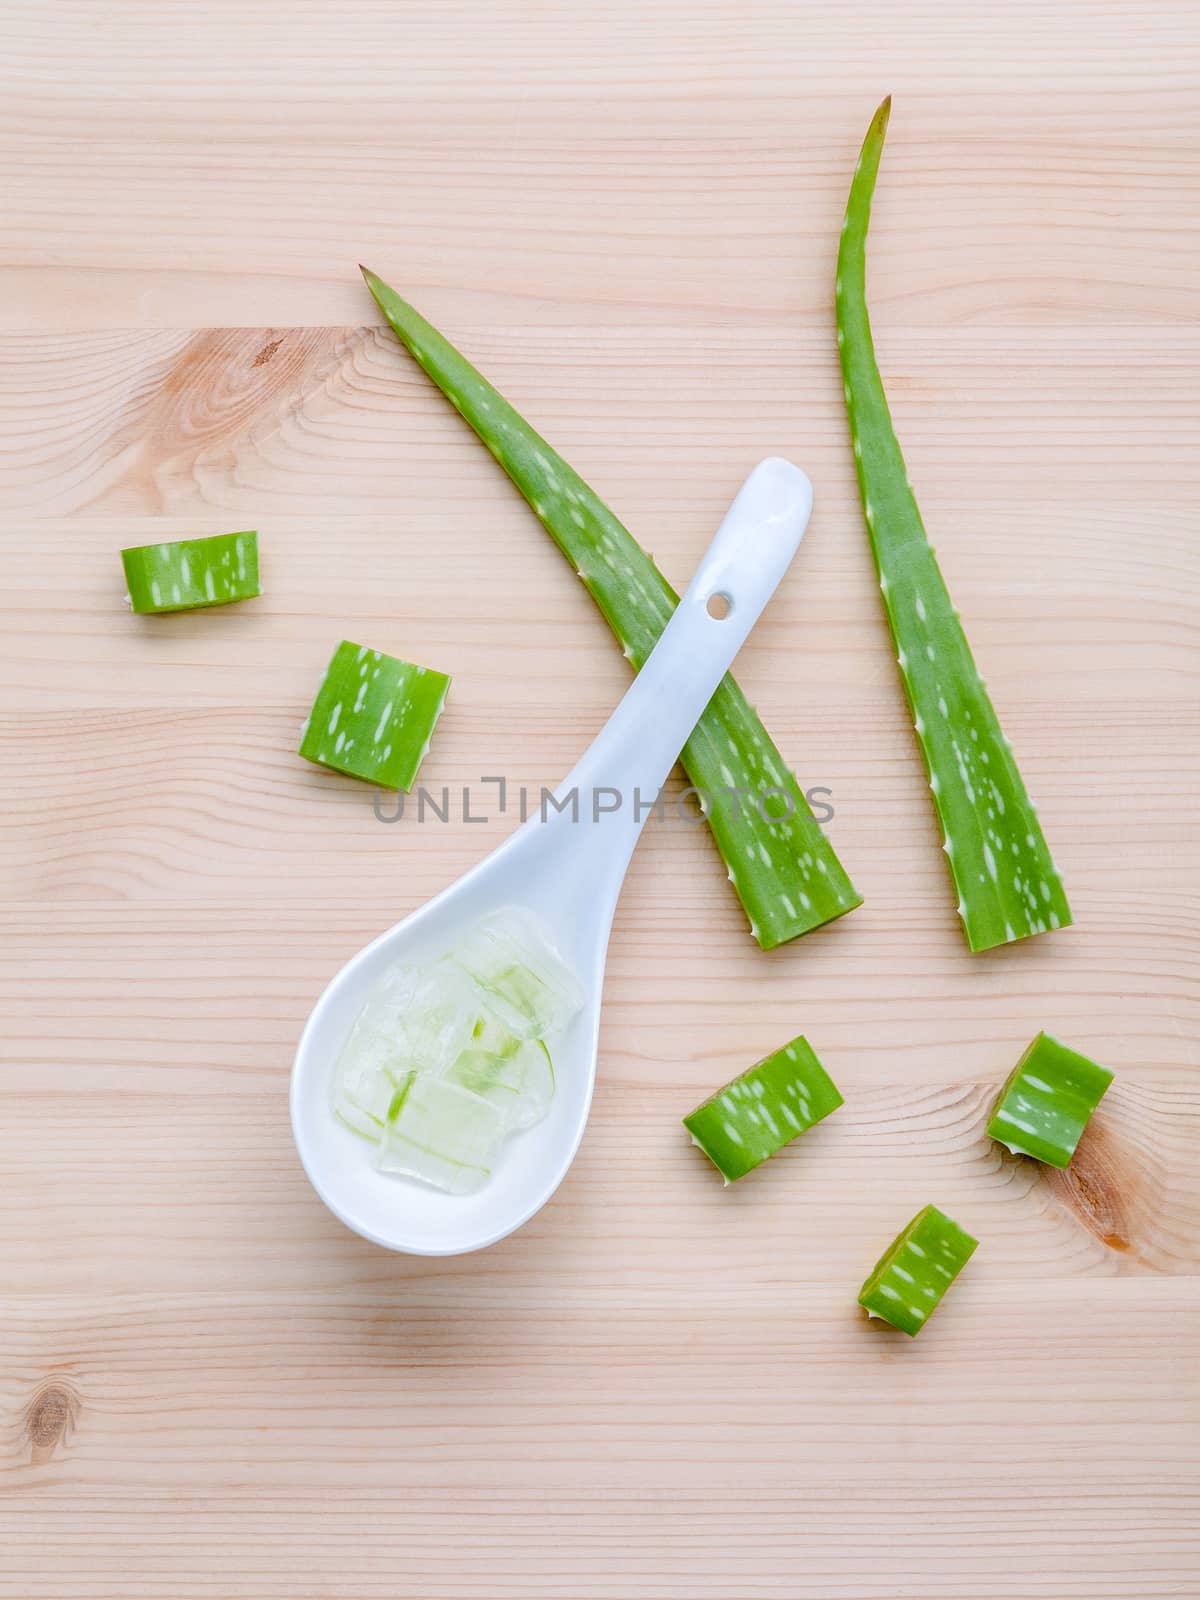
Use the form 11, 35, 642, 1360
372, 701, 393, 743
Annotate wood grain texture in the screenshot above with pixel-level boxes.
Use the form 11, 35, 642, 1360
0, 2, 1197, 1596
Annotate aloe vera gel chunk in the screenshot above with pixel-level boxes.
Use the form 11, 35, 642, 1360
987, 1032, 1113, 1168
377, 1072, 506, 1195
341, 962, 479, 1079
299, 639, 449, 791
683, 1036, 843, 1183
451, 909, 585, 1041
445, 1016, 555, 1131
858, 1204, 978, 1337
332, 909, 582, 1194
121, 531, 259, 613
334, 1059, 396, 1140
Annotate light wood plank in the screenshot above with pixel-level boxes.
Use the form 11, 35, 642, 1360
0, 2, 1197, 1596
1, 1284, 1197, 1596
1, 3, 1197, 329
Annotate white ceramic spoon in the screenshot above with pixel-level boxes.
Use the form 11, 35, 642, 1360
291, 457, 813, 1254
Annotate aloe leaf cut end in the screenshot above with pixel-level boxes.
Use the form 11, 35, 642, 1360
986, 1031, 1113, 1168
121, 531, 260, 613
683, 1035, 843, 1183
835, 103, 1072, 952
858, 1203, 977, 1337
361, 267, 862, 949
299, 638, 449, 791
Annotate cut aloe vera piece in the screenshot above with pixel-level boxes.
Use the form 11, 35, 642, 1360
683, 1035, 843, 1183
376, 1071, 505, 1194
987, 1031, 1113, 1168
333, 1059, 394, 1141
837, 100, 1072, 952
341, 961, 480, 1080
299, 639, 450, 791
362, 267, 862, 950
450, 909, 584, 1042
121, 531, 259, 613
445, 1014, 555, 1132
858, 1203, 978, 1337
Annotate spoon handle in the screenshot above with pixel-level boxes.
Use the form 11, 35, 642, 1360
552, 456, 813, 881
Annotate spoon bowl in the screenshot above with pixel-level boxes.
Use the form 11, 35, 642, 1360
291, 458, 814, 1254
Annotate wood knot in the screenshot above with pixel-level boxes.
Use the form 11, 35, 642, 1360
252, 337, 284, 368
1045, 1118, 1132, 1255
27, 1378, 80, 1464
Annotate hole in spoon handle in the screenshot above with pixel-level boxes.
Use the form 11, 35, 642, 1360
685, 458, 813, 632
555, 458, 813, 850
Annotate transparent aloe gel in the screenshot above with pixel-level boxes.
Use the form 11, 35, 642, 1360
331, 909, 581, 1193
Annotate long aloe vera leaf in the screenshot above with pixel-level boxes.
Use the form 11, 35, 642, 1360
362, 267, 862, 949
835, 102, 1071, 952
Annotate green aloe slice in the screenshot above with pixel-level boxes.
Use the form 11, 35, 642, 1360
836, 100, 1072, 952
858, 1203, 978, 1337
299, 639, 450, 791
683, 1035, 843, 1183
361, 267, 862, 950
987, 1031, 1113, 1168
121, 530, 259, 613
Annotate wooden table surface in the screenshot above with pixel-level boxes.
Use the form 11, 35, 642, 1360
1, 4, 1197, 1596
